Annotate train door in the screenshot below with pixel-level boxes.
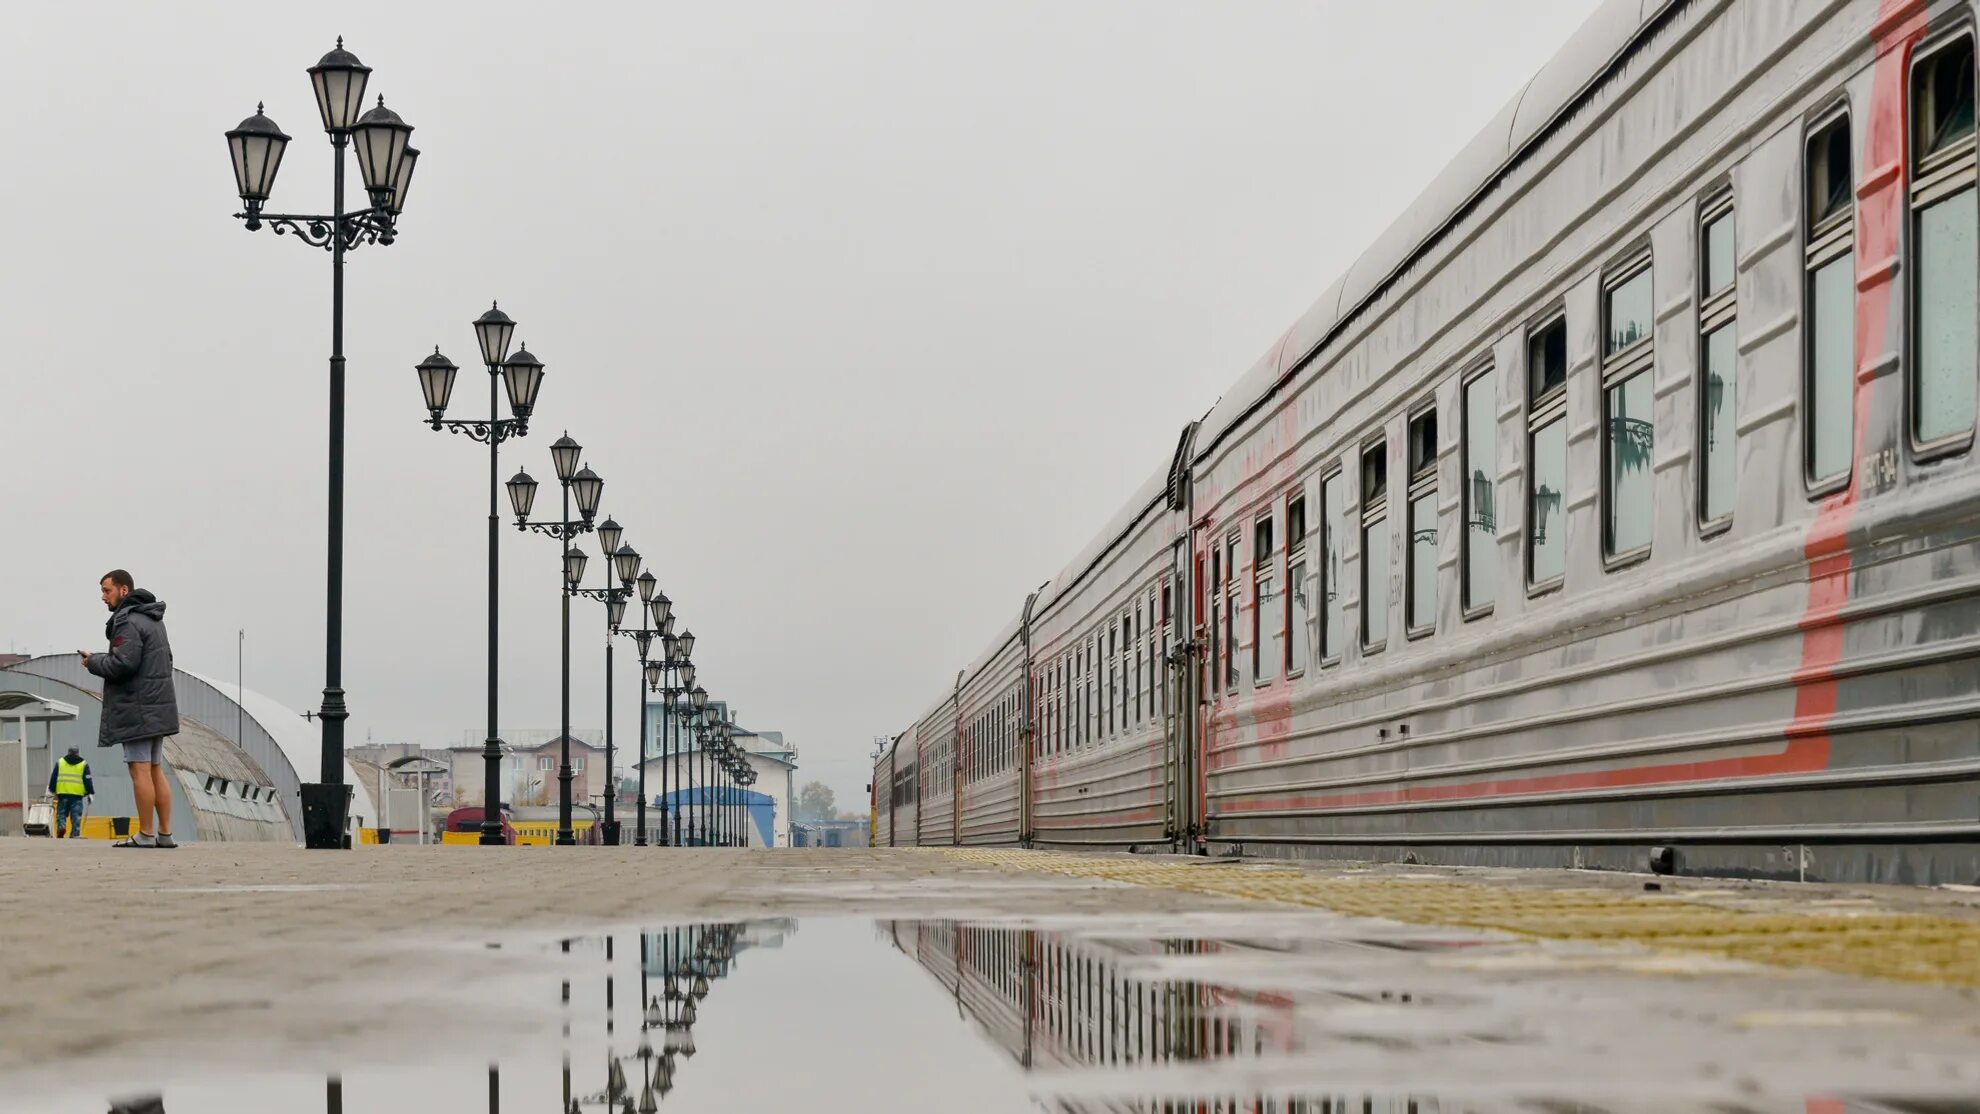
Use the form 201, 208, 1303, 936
1168, 529, 1208, 849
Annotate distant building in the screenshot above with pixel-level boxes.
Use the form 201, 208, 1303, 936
447, 730, 610, 811
636, 700, 798, 847
791, 818, 871, 848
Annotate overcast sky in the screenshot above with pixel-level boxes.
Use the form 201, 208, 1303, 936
1, 0, 1602, 811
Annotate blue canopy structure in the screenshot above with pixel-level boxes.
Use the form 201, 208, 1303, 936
658, 786, 775, 847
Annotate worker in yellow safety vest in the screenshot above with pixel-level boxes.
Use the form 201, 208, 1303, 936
47, 745, 94, 838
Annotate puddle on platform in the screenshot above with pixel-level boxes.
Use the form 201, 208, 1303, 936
10, 915, 1980, 1114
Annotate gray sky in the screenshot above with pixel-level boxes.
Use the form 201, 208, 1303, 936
1, 0, 1602, 812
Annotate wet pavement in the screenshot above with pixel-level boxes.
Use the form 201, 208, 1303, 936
11, 910, 1980, 1113
4, 845, 1980, 1112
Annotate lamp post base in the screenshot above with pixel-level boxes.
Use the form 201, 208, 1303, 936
299, 782, 353, 850
601, 820, 621, 846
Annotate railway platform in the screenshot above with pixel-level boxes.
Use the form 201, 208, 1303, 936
1, 842, 1976, 1112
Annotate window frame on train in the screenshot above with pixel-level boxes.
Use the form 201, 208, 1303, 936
1319, 466, 1346, 665
1803, 103, 1855, 495
1285, 486, 1310, 677
1405, 403, 1439, 638
1698, 188, 1737, 533
1526, 310, 1570, 593
1360, 436, 1391, 653
1206, 542, 1220, 701
1131, 597, 1143, 728
1224, 531, 1242, 691
1159, 579, 1173, 729
1908, 28, 1978, 459
1106, 618, 1118, 740
1460, 360, 1498, 618
1601, 249, 1656, 567
1253, 510, 1278, 685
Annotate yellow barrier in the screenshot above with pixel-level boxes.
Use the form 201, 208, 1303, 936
78, 816, 136, 841
434, 821, 597, 846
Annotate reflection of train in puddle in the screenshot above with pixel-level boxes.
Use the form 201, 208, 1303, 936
885, 920, 1445, 1113
882, 922, 1916, 1114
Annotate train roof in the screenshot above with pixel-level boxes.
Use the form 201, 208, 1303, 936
1197, 0, 1674, 456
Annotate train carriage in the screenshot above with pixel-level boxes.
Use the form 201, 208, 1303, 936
880, 0, 1980, 885
956, 619, 1028, 845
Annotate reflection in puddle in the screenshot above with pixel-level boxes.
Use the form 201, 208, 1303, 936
21, 918, 1980, 1114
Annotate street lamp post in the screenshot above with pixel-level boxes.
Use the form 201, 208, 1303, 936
508, 436, 603, 845
653, 626, 697, 847
226, 39, 418, 848
574, 523, 641, 846
631, 572, 659, 846
416, 304, 544, 846
685, 685, 707, 845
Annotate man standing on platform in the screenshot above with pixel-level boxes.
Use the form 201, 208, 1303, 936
46, 744, 93, 838
80, 569, 180, 849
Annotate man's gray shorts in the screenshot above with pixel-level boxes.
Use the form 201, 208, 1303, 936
121, 738, 164, 765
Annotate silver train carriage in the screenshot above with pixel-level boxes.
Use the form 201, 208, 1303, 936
877, 0, 1980, 885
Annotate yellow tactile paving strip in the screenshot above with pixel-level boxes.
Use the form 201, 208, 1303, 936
940, 848, 1980, 988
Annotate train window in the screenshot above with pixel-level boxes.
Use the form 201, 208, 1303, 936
1225, 534, 1242, 690
1320, 469, 1345, 662
1407, 496, 1436, 637
1603, 257, 1655, 562
1287, 491, 1310, 675
1461, 365, 1498, 614
1703, 207, 1735, 298
1605, 266, 1652, 357
1806, 110, 1855, 488
1406, 408, 1438, 636
1912, 34, 1978, 450
1087, 637, 1098, 744
1124, 613, 1140, 728
1530, 314, 1568, 402
1056, 659, 1066, 753
1408, 408, 1438, 477
1130, 604, 1141, 727
1254, 514, 1278, 684
1361, 439, 1391, 651
1528, 313, 1569, 589
1209, 546, 1222, 700
1107, 622, 1117, 739
1700, 193, 1738, 529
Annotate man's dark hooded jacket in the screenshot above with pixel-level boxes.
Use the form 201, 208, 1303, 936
86, 589, 180, 748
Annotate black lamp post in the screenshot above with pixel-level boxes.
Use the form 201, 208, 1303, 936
720, 747, 738, 848
686, 685, 707, 846
651, 619, 697, 848
688, 720, 707, 845
631, 572, 659, 846
574, 525, 642, 846
227, 40, 417, 848
417, 305, 544, 846
509, 436, 603, 845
